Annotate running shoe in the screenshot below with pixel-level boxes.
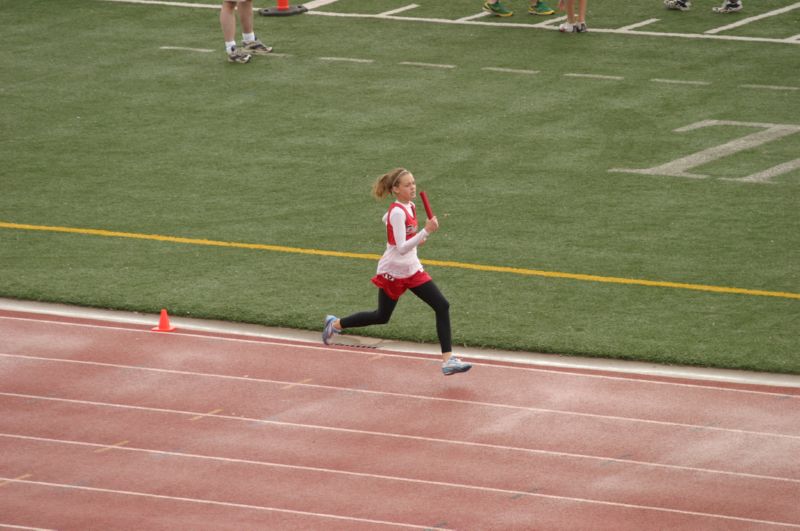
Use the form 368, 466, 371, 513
482, 1, 513, 17
442, 356, 472, 376
575, 22, 588, 33
241, 39, 274, 55
227, 47, 251, 64
322, 315, 339, 345
528, 1, 555, 15
712, 0, 742, 13
664, 0, 691, 10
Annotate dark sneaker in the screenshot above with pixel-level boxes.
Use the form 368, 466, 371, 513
242, 39, 274, 55
712, 0, 742, 12
227, 47, 251, 63
575, 22, 588, 32
664, 0, 691, 10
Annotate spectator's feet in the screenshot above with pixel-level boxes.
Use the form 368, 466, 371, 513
559, 22, 576, 32
712, 0, 742, 13
664, 0, 691, 11
227, 47, 251, 63
241, 39, 274, 55
483, 1, 514, 17
322, 315, 340, 345
528, 1, 555, 15
575, 22, 588, 33
442, 356, 472, 376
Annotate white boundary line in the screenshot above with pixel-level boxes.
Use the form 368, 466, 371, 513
740, 84, 799, 91
2, 353, 799, 439
302, 0, 341, 9
564, 73, 625, 81
378, 4, 418, 17
617, 18, 660, 31
0, 525, 54, 531
2, 307, 799, 392
4, 433, 800, 527
705, 1, 800, 35
319, 56, 374, 63
159, 46, 214, 53
398, 61, 456, 69
0, 475, 431, 529
482, 67, 540, 75
651, 78, 711, 86
100, 0, 800, 46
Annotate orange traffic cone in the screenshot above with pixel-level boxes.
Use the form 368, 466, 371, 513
151, 309, 176, 332
259, 0, 307, 16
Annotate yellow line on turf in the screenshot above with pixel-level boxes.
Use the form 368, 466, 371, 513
1, 221, 798, 300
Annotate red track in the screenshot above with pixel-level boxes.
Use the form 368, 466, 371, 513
1, 308, 799, 530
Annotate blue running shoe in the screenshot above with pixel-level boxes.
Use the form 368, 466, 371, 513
442, 356, 472, 376
322, 315, 339, 345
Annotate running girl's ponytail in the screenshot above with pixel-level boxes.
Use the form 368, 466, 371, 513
372, 168, 409, 199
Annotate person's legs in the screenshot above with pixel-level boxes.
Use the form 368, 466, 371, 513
239, 0, 254, 35
409, 281, 452, 359
220, 1, 238, 44
339, 289, 398, 329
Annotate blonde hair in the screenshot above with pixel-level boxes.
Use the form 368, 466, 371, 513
372, 168, 409, 199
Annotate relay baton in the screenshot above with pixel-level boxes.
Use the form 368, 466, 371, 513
419, 191, 434, 220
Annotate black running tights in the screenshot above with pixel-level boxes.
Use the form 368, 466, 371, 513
339, 281, 452, 353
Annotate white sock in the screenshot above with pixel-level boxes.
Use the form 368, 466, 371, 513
242, 32, 256, 43
225, 41, 236, 54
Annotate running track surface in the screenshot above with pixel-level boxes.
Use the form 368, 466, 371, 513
1, 307, 799, 530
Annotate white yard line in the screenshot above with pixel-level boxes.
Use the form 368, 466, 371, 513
160, 46, 214, 53
319, 56, 374, 63
456, 11, 492, 22
617, 18, 660, 31
398, 61, 456, 69
651, 78, 711, 86
565, 73, 625, 81
705, 1, 800, 34
740, 84, 799, 91
482, 67, 540, 75
378, 4, 418, 17
301, 0, 342, 9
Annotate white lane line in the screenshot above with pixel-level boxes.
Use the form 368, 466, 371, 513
651, 78, 711, 86
705, 1, 800, 34
2, 315, 798, 396
617, 18, 660, 31
4, 437, 799, 528
378, 4, 418, 17
1, 356, 798, 440
0, 474, 432, 529
564, 73, 624, 81
398, 61, 456, 69
0, 524, 54, 531
4, 395, 799, 484
319, 56, 375, 63
740, 84, 799, 92
482, 67, 540, 75
530, 15, 566, 27
160, 46, 214, 53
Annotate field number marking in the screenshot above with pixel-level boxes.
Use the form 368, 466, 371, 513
610, 120, 800, 183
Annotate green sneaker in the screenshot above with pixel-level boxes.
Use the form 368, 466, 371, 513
483, 1, 514, 17
529, 1, 555, 15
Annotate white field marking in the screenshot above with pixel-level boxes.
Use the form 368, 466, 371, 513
102, 0, 800, 45
0, 473, 433, 529
705, 1, 800, 34
4, 397, 800, 485
2, 354, 799, 439
651, 78, 711, 86
318, 56, 374, 63
741, 84, 800, 91
788, 34, 800, 42
398, 61, 456, 69
302, 0, 343, 9
721, 158, 800, 184
4, 435, 800, 527
564, 73, 625, 81
0, 473, 32, 488
189, 408, 223, 421
617, 18, 660, 31
2, 315, 798, 396
159, 46, 214, 53
456, 11, 491, 22
378, 4, 418, 17
482, 67, 540, 75
93, 440, 130, 453
0, 524, 54, 531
